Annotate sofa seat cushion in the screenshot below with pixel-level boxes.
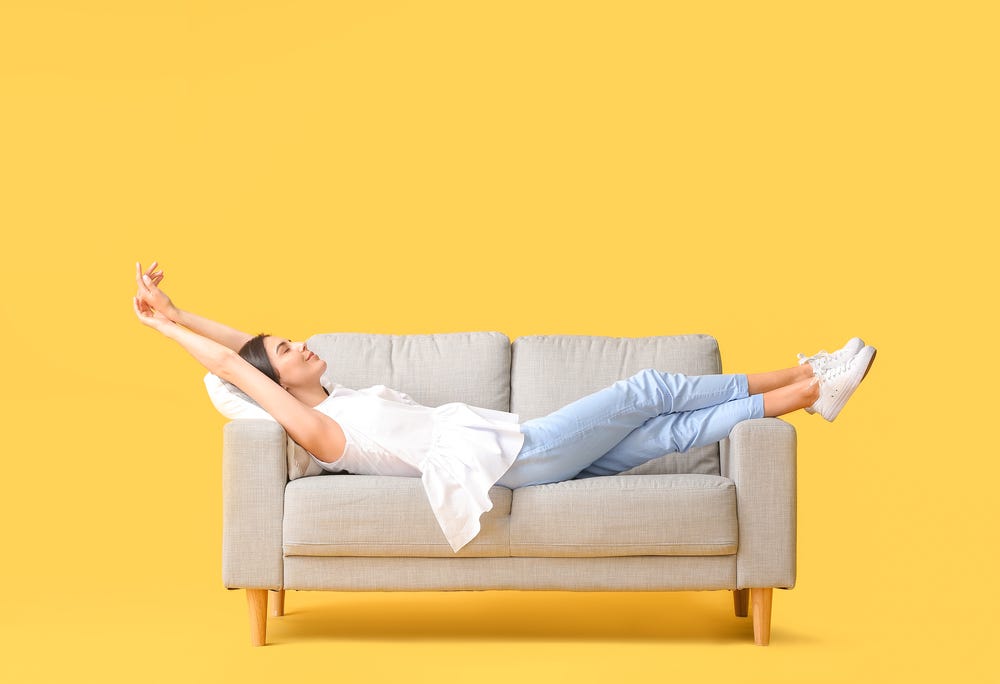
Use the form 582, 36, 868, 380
283, 474, 512, 557
509, 474, 737, 557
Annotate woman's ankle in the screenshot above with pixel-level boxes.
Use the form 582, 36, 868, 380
748, 365, 813, 395
761, 376, 820, 417
803, 375, 821, 405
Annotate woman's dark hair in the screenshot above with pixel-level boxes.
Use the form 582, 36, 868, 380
238, 333, 281, 386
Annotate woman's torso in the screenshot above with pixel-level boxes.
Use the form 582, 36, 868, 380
308, 381, 524, 479
308, 384, 431, 476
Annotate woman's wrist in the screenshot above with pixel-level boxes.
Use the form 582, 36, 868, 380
156, 315, 184, 340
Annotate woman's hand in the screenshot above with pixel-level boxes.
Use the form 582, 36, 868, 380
133, 292, 178, 335
135, 260, 178, 320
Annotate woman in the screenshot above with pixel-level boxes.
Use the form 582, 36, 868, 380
132, 260, 876, 551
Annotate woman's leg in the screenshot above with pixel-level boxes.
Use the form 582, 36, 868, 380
495, 368, 750, 489
760, 375, 821, 416
747, 364, 814, 394
576, 396, 764, 478
575, 374, 820, 479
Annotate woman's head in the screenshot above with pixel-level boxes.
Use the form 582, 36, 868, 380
238, 333, 328, 394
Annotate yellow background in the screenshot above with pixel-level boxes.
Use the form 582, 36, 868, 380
1, 1, 995, 681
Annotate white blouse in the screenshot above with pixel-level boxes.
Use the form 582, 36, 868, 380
204, 372, 525, 553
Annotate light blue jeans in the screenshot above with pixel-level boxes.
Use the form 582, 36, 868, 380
495, 368, 766, 489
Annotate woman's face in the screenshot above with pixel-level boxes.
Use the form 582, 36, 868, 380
264, 336, 327, 390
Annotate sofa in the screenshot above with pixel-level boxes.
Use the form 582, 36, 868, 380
221, 332, 796, 646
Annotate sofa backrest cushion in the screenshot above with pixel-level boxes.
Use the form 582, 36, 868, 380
510, 334, 724, 476
306, 331, 513, 412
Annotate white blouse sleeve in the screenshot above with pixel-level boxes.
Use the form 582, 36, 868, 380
203, 372, 276, 421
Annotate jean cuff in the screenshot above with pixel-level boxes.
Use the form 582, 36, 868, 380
737, 373, 750, 400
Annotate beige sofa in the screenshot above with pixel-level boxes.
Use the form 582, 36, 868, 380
221, 332, 796, 646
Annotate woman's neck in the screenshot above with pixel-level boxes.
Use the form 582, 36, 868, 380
289, 383, 331, 408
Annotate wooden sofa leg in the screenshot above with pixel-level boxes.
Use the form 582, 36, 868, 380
733, 588, 749, 617
270, 589, 285, 617
246, 589, 268, 646
751, 588, 773, 646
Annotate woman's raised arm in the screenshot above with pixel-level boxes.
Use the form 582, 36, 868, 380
132, 293, 346, 463
132, 293, 235, 375
136, 261, 253, 353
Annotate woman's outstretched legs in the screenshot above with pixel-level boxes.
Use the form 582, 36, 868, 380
575, 374, 820, 478
496, 365, 822, 488
496, 368, 751, 489
575, 396, 764, 478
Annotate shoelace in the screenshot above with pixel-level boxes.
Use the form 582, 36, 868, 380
798, 350, 835, 371
799, 346, 860, 373
798, 350, 829, 363
816, 354, 854, 383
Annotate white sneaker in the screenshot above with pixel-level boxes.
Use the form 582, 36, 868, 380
798, 338, 865, 414
809, 345, 877, 421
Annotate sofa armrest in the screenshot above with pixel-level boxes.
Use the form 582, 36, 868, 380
222, 419, 288, 590
719, 417, 796, 590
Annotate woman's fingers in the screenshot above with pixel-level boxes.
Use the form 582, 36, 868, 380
135, 261, 162, 291
136, 262, 150, 294
134, 296, 161, 327
135, 262, 168, 314
133, 296, 148, 320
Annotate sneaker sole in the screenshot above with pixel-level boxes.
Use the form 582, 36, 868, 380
824, 347, 877, 421
860, 347, 876, 383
